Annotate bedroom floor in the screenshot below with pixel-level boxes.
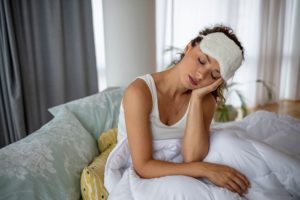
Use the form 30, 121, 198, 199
250, 100, 300, 119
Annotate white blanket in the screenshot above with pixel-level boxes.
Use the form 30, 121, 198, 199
104, 111, 300, 200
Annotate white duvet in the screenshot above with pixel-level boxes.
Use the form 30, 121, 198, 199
104, 111, 300, 200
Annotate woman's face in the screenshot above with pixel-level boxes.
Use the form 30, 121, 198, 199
179, 42, 221, 90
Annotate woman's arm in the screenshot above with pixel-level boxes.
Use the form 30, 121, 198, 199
181, 93, 215, 162
123, 79, 210, 179
181, 78, 222, 162
123, 79, 250, 196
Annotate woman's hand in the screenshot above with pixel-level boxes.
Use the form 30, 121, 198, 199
205, 163, 251, 196
191, 78, 223, 99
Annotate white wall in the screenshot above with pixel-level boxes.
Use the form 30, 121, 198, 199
102, 0, 156, 87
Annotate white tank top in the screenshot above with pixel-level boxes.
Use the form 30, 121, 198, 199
117, 74, 190, 142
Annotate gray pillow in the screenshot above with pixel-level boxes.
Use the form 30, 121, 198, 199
48, 87, 125, 139
0, 108, 99, 200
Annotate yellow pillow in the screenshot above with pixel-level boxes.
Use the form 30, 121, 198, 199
97, 128, 117, 153
81, 128, 118, 200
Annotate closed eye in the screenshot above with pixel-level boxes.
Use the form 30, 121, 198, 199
198, 58, 206, 65
211, 74, 217, 80
211, 71, 221, 80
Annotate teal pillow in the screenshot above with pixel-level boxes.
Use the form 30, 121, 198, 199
48, 87, 125, 139
0, 108, 99, 200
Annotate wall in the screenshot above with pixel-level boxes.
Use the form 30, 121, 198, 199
102, 0, 156, 87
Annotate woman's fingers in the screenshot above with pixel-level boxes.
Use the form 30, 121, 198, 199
231, 176, 247, 194
226, 181, 243, 196
225, 183, 236, 194
210, 78, 223, 91
225, 169, 249, 196
236, 172, 251, 188
201, 78, 223, 95
232, 175, 248, 191
207, 163, 251, 196
191, 77, 223, 98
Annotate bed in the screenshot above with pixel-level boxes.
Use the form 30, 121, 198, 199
105, 110, 300, 200
0, 87, 299, 200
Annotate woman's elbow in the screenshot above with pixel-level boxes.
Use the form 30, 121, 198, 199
133, 161, 153, 179
182, 147, 209, 163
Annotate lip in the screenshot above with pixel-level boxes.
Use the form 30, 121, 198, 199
188, 75, 198, 86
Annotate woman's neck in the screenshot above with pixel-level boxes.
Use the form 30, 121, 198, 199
152, 65, 191, 99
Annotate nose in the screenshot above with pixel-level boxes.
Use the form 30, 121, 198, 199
196, 68, 210, 80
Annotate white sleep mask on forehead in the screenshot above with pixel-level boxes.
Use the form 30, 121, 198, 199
199, 32, 243, 81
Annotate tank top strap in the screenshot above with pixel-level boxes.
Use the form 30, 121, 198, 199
136, 74, 158, 115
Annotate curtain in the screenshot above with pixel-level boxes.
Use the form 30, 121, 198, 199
279, 0, 300, 100
0, 0, 98, 148
255, 0, 286, 105
157, 0, 300, 107
0, 0, 26, 147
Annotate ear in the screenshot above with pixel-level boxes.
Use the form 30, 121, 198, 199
184, 42, 192, 54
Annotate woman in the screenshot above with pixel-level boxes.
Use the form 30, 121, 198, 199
110, 25, 250, 198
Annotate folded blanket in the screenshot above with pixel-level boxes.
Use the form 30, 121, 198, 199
104, 111, 300, 200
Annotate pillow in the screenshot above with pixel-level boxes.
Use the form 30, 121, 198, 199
97, 128, 117, 153
81, 128, 118, 200
48, 87, 125, 139
0, 108, 99, 200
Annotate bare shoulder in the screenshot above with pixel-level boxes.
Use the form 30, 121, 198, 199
123, 79, 152, 113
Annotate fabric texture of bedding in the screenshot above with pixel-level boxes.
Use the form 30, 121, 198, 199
105, 111, 300, 200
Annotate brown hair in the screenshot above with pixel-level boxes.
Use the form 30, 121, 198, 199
174, 25, 244, 106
